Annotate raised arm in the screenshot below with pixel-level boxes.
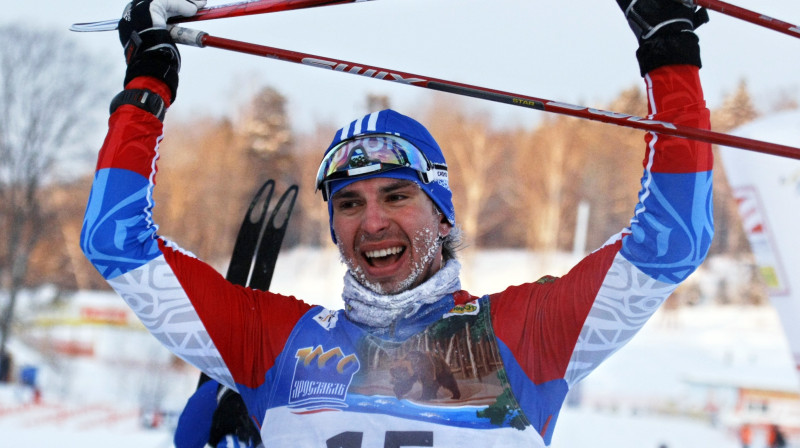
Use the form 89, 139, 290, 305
80, 0, 312, 390
490, 2, 714, 433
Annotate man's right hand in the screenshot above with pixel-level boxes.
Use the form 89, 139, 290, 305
118, 0, 206, 101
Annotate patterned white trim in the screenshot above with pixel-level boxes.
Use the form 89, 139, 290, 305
108, 255, 235, 389
565, 253, 677, 385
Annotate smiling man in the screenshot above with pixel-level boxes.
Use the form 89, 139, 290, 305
332, 177, 448, 293
82, 0, 714, 446
315, 115, 464, 329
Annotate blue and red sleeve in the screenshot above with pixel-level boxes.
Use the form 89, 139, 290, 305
491, 64, 712, 386
82, 78, 313, 389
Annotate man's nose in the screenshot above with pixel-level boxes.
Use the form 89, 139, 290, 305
362, 201, 390, 234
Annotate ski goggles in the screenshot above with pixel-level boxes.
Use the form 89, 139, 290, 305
315, 134, 447, 201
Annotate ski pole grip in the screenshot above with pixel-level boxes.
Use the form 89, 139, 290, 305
169, 26, 207, 47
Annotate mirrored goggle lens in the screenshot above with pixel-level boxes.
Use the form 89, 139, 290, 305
315, 134, 432, 191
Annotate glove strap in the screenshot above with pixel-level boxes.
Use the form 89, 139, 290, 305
110, 89, 166, 121
635, 31, 701, 76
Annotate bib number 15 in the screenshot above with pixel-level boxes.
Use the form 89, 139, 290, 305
327, 431, 433, 448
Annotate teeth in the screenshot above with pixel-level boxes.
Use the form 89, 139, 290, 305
365, 247, 403, 259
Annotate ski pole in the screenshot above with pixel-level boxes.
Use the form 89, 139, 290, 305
170, 26, 800, 161
70, 0, 377, 32
680, 0, 800, 40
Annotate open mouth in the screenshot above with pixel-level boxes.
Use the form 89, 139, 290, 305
363, 246, 405, 268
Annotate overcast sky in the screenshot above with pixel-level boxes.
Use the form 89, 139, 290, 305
5, 0, 800, 137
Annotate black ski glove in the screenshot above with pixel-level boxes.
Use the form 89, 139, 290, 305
118, 0, 206, 102
208, 386, 262, 447
617, 0, 709, 76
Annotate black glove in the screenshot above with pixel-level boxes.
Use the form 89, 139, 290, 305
617, 0, 709, 76
118, 0, 206, 101
208, 386, 263, 447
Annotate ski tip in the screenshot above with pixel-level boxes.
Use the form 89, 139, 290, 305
69, 19, 119, 32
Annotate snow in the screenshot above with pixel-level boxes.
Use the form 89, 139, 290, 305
2, 248, 798, 447
554, 409, 741, 448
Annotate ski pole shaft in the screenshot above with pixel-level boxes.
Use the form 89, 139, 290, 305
71, 0, 376, 32
170, 26, 800, 160
681, 0, 800, 40
172, 0, 371, 25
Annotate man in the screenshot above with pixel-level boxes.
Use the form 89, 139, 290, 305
81, 0, 713, 446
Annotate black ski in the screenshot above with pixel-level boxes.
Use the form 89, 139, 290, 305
226, 179, 298, 290
185, 179, 297, 447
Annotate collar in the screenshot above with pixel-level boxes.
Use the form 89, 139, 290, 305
342, 259, 462, 329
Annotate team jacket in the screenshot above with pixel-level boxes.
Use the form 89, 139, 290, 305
81, 65, 713, 447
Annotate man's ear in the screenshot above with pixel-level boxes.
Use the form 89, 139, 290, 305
438, 219, 452, 238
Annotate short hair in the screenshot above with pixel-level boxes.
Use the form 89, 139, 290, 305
441, 225, 463, 262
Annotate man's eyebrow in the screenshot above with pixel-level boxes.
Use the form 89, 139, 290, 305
379, 179, 419, 194
332, 179, 419, 201
331, 189, 360, 201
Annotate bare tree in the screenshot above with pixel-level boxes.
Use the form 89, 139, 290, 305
0, 25, 109, 360
292, 127, 339, 247
237, 86, 293, 157
709, 81, 759, 256
508, 114, 589, 253
152, 85, 303, 264
423, 97, 513, 247
235, 86, 305, 246
712, 79, 759, 133
154, 118, 254, 262
365, 93, 391, 113
572, 86, 646, 251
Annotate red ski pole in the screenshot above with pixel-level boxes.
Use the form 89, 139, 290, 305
681, 0, 800, 40
70, 0, 377, 32
173, 0, 362, 24
170, 26, 800, 160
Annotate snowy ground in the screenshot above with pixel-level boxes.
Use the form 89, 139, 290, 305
552, 304, 797, 448
1, 249, 798, 447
